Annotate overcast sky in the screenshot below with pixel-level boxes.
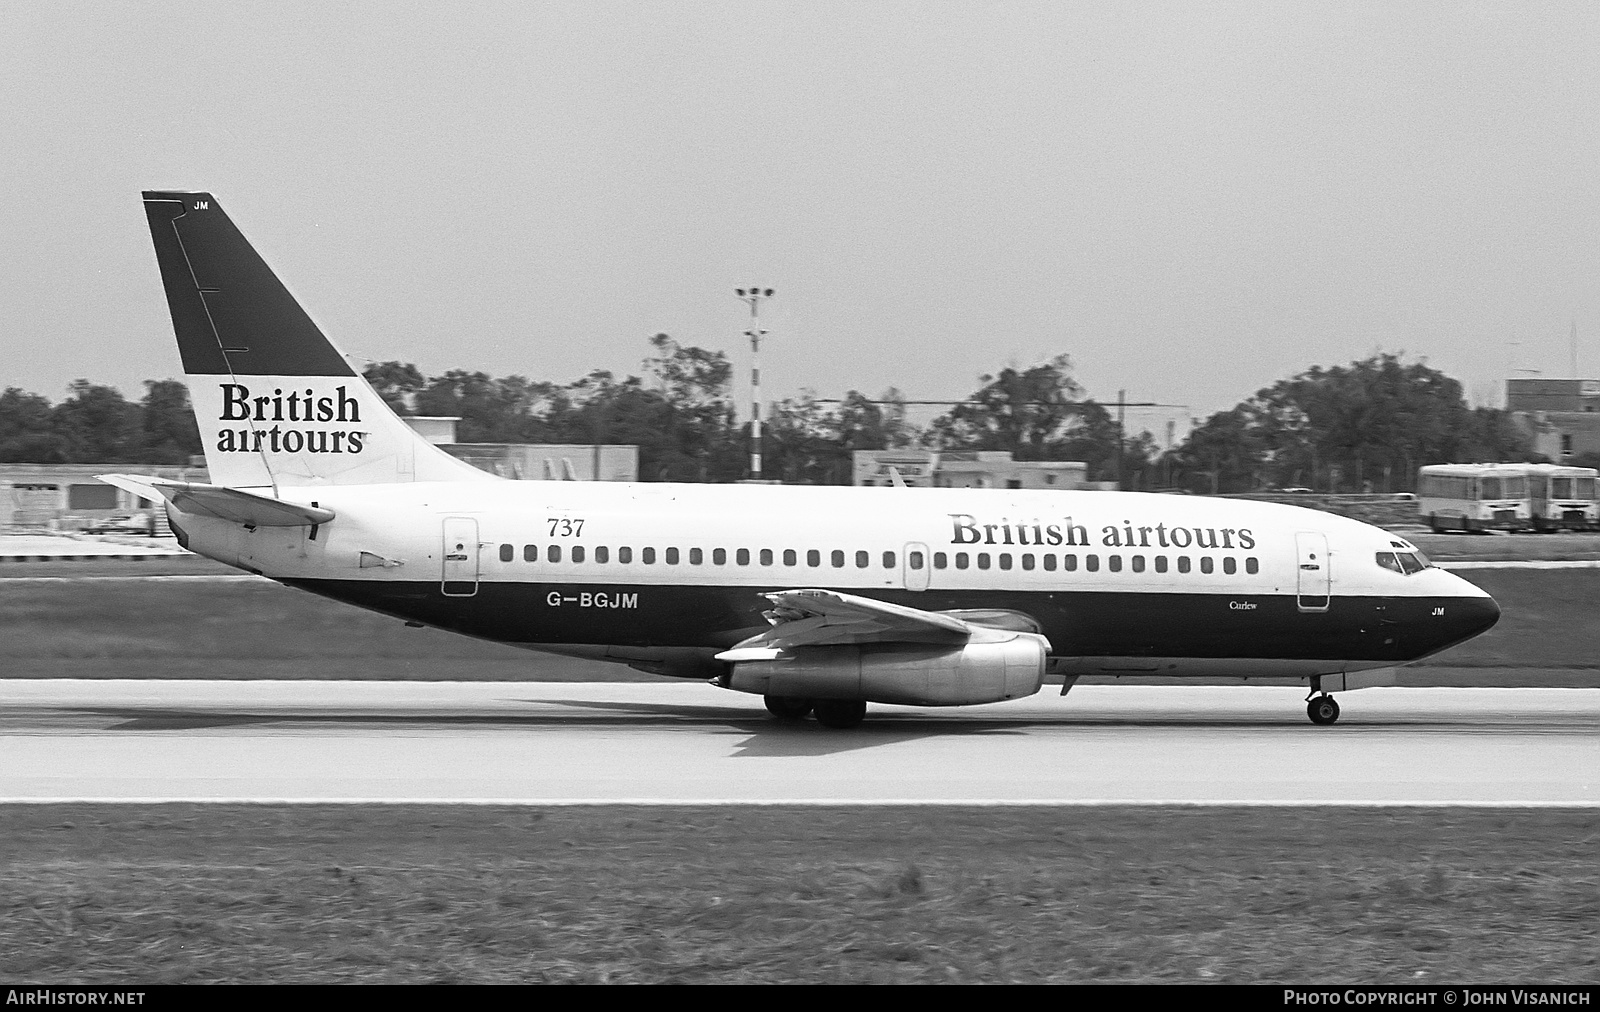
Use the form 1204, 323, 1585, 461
3, 1, 1598, 441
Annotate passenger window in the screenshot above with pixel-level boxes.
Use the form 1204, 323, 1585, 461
713, 548, 726, 565
736, 548, 749, 565
1132, 555, 1145, 573
932, 552, 945, 568
783, 549, 797, 566
977, 553, 991, 570
1064, 554, 1078, 571
642, 547, 655, 564
1223, 557, 1236, 575
666, 547, 679, 564
499, 544, 513, 562
1043, 554, 1057, 571
1200, 557, 1214, 574
883, 551, 896, 568
619, 547, 633, 564
1085, 555, 1099, 572
909, 551, 924, 570
856, 550, 869, 568
523, 545, 537, 562
1375, 552, 1404, 574
807, 550, 821, 567
689, 548, 703, 565
998, 554, 1012, 570
1154, 556, 1167, 573
1245, 557, 1258, 574
573, 546, 587, 563
760, 549, 773, 565
830, 550, 844, 568
1022, 554, 1035, 571
956, 553, 969, 570
549, 545, 563, 563
1177, 556, 1190, 573
1108, 555, 1122, 572
596, 546, 609, 564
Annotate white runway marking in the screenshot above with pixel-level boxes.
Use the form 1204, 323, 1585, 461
1437, 560, 1600, 569
0, 681, 1593, 806
1, 575, 261, 583
0, 535, 188, 559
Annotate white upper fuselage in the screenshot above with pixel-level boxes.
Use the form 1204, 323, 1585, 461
182, 479, 1487, 605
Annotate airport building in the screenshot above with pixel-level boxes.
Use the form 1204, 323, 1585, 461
1507, 378, 1600, 460
852, 449, 1097, 490
406, 416, 639, 481
0, 417, 639, 532
0, 462, 206, 532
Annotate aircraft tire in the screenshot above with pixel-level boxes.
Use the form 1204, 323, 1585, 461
814, 699, 868, 729
1307, 695, 1341, 726
764, 695, 813, 721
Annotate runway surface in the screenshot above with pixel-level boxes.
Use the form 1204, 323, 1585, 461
1, 681, 1594, 805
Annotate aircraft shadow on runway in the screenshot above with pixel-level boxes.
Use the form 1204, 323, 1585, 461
49, 702, 1594, 754
56, 700, 1042, 757
530, 698, 1039, 757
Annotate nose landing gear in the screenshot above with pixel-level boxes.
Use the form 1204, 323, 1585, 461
1306, 693, 1341, 726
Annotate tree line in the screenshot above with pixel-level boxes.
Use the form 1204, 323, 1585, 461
0, 379, 201, 465
0, 338, 1543, 492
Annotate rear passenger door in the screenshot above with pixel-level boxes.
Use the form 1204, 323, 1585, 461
441, 517, 480, 597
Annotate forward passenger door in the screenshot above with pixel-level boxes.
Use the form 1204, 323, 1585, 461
1294, 532, 1330, 612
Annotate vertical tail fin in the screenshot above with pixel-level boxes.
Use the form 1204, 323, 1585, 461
141, 191, 493, 488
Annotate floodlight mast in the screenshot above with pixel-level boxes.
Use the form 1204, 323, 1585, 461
734, 287, 775, 480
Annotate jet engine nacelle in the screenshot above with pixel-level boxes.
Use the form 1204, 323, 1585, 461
726, 633, 1048, 706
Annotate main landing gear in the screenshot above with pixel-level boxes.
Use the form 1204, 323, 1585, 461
763, 695, 813, 721
763, 695, 868, 729
1306, 693, 1341, 726
813, 700, 867, 729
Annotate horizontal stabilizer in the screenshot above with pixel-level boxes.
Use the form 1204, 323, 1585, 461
98, 474, 335, 528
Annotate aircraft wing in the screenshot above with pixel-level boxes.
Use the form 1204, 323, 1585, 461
716, 588, 990, 660
98, 474, 335, 528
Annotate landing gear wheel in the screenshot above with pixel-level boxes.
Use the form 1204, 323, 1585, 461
764, 695, 813, 721
1307, 695, 1341, 726
813, 699, 868, 729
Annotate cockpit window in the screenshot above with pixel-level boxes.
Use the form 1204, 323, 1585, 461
1377, 551, 1429, 575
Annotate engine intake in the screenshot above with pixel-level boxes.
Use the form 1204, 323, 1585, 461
726, 632, 1048, 706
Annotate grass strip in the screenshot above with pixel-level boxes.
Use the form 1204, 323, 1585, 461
0, 805, 1595, 984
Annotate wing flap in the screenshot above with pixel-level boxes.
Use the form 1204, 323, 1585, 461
717, 588, 974, 657
98, 474, 335, 528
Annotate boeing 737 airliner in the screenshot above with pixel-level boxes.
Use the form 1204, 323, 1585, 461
103, 191, 1501, 728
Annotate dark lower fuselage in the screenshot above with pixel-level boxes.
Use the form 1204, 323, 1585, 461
284, 577, 1500, 672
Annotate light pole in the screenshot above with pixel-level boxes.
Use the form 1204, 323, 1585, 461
735, 287, 774, 480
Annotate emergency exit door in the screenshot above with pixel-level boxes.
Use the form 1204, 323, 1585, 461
441, 517, 479, 597
903, 542, 931, 592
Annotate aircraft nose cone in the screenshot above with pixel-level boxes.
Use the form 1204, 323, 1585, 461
1460, 595, 1501, 638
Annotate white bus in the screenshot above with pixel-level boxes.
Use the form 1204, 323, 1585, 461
1418, 463, 1598, 532
1526, 463, 1599, 531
